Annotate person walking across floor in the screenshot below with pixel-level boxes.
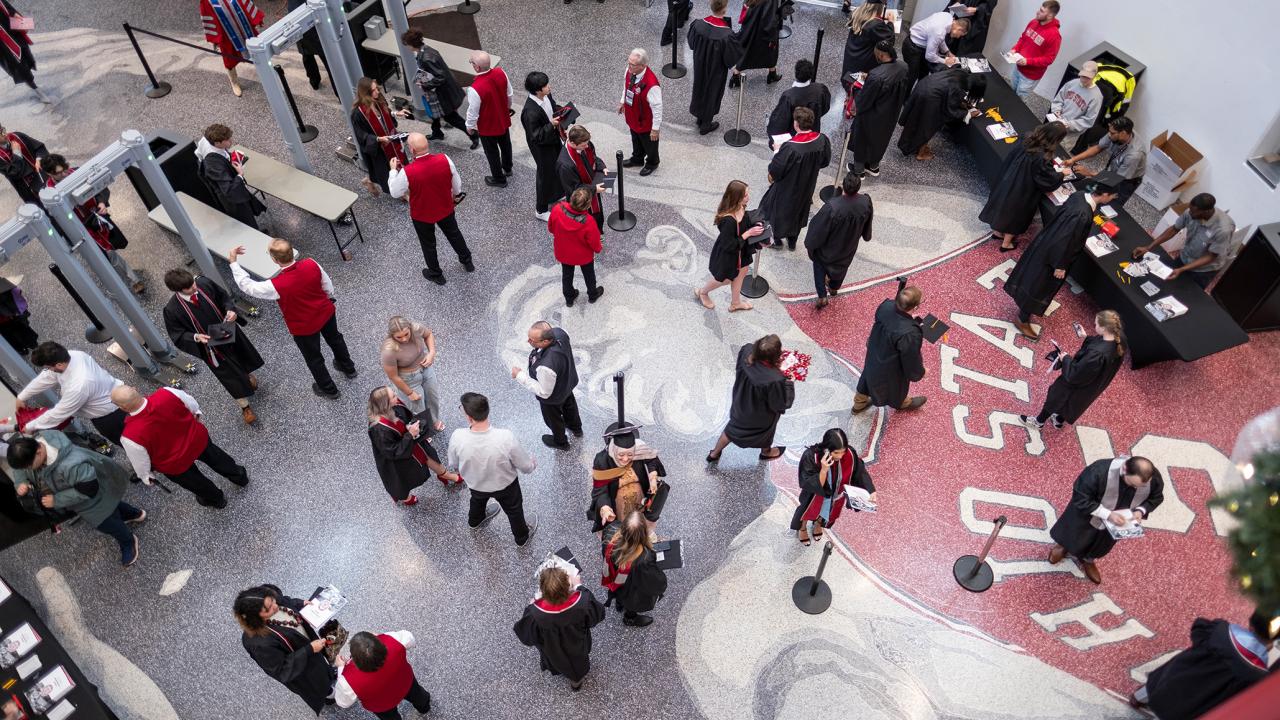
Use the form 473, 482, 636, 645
17, 342, 127, 449
335, 630, 433, 719
368, 385, 460, 508
234, 584, 336, 715
389, 133, 474, 286
806, 173, 873, 309
619, 48, 663, 176
229, 240, 357, 399
513, 561, 606, 692
447, 392, 539, 546
401, 30, 472, 145
790, 427, 877, 546
112, 385, 248, 510
8, 431, 145, 567
466, 50, 514, 187
1006, 1, 1061, 98
0, 122, 49, 204
520, 71, 566, 221
380, 316, 444, 429
697, 180, 765, 312
706, 334, 794, 462
350, 77, 411, 196
1047, 456, 1163, 585
731, 0, 783, 87
549, 187, 604, 307
852, 286, 927, 413
42, 154, 146, 295
1020, 310, 1126, 430
511, 321, 582, 450
196, 123, 268, 231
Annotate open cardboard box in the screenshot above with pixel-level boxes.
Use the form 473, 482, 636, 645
1147, 131, 1203, 187
1150, 201, 1191, 252
1135, 167, 1198, 209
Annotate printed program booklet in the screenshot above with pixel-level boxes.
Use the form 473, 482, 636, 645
845, 486, 877, 513
1104, 509, 1145, 540
25, 665, 75, 714
1085, 233, 1118, 257
300, 586, 349, 629
1146, 296, 1189, 322
0, 622, 41, 668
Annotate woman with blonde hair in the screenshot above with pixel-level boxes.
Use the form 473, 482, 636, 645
350, 77, 411, 196
1022, 310, 1126, 430
842, 2, 893, 79
697, 180, 765, 311
380, 316, 443, 430
367, 386, 461, 507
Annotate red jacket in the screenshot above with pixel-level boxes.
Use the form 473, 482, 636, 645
1011, 18, 1061, 80
549, 201, 602, 266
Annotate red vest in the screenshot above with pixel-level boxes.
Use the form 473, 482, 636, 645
268, 259, 334, 336
404, 154, 455, 224
121, 389, 209, 475
622, 67, 660, 133
341, 634, 414, 713
471, 68, 511, 137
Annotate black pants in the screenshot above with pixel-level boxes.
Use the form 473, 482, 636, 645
468, 479, 530, 543
412, 214, 472, 278
165, 440, 247, 508
90, 410, 128, 446
1112, 177, 1140, 209
539, 393, 582, 445
561, 262, 598, 300
628, 130, 660, 168
479, 132, 513, 179
373, 678, 432, 719
1017, 307, 1034, 323
431, 110, 468, 136
293, 314, 354, 395
299, 48, 329, 89
901, 38, 928, 89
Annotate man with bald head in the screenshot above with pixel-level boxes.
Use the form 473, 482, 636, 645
511, 321, 581, 449
390, 133, 473, 285
1048, 456, 1164, 584
113, 385, 248, 509
466, 50, 514, 187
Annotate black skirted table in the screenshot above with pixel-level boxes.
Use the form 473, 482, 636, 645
951, 67, 1248, 369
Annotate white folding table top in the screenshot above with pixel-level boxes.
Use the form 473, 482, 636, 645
233, 146, 357, 223
147, 192, 280, 279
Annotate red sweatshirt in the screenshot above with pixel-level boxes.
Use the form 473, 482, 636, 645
548, 201, 603, 266
1011, 17, 1061, 80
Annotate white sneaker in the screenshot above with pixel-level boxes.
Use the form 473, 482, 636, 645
535, 211, 551, 222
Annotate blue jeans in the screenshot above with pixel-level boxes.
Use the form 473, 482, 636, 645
95, 501, 143, 556
1010, 67, 1039, 98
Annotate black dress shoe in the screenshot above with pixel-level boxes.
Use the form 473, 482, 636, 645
623, 613, 654, 627
503, 167, 513, 177
428, 130, 446, 140
333, 361, 357, 379
422, 269, 447, 285
639, 165, 657, 176
623, 158, 644, 168
484, 176, 508, 187
462, 260, 475, 272
728, 74, 741, 89
698, 121, 720, 135
312, 383, 340, 399
766, 71, 783, 84
570, 427, 584, 437
587, 286, 604, 303
542, 434, 570, 449
566, 290, 579, 307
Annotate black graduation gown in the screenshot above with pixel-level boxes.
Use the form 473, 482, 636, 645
1145, 618, 1273, 720
950, 0, 998, 57
759, 133, 832, 240
240, 589, 335, 715
588, 452, 667, 532
602, 524, 670, 614
556, 144, 607, 231
842, 18, 895, 78
0, 131, 47, 204
1040, 336, 1122, 423
521, 95, 565, 212
162, 276, 264, 400
735, 0, 780, 71
687, 17, 741, 124
1049, 458, 1164, 560
790, 444, 875, 529
513, 589, 606, 682
0, 0, 35, 86
849, 59, 911, 168
767, 83, 833, 137
708, 215, 755, 282
199, 151, 267, 228
861, 299, 925, 408
351, 107, 398, 192
979, 143, 1065, 235
369, 404, 440, 501
724, 343, 795, 448
0, 278, 37, 354
1004, 192, 1094, 318
896, 67, 971, 156
806, 192, 873, 288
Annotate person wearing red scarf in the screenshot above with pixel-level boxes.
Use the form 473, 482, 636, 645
0, 122, 47, 204
548, 187, 604, 306
351, 77, 411, 196
617, 48, 663, 176
43, 154, 146, 294
555, 125, 609, 232
366, 386, 460, 507
0, 0, 50, 103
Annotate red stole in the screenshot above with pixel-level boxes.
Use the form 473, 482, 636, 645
358, 103, 407, 164
798, 449, 853, 525
738, 5, 748, 23
0, 132, 35, 167
789, 131, 821, 144
533, 592, 581, 613
376, 416, 430, 466
0, 3, 30, 62
568, 146, 601, 213
601, 538, 633, 591
175, 288, 228, 366
704, 15, 730, 27
48, 169, 114, 252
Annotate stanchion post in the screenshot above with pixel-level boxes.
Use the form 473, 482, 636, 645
820, 124, 851, 202
792, 541, 834, 614
458, 0, 480, 15
952, 515, 1007, 593
273, 64, 320, 143
723, 81, 751, 147
48, 264, 112, 344
741, 244, 770, 298
662, 20, 687, 79
606, 150, 637, 232
123, 23, 172, 99
812, 28, 824, 75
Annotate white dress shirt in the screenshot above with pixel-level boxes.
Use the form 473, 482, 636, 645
389, 154, 463, 199
119, 387, 203, 482
230, 259, 334, 301
535, 93, 556, 122
19, 350, 123, 430
909, 11, 954, 65
334, 630, 417, 709
514, 365, 557, 400
464, 69, 514, 132
619, 74, 663, 131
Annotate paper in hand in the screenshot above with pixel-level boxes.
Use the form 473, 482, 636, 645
920, 314, 949, 344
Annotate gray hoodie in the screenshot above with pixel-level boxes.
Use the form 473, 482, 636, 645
1050, 79, 1103, 133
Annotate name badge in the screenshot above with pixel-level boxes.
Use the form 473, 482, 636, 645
624, 89, 635, 106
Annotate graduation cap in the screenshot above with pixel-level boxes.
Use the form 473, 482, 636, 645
555, 102, 581, 126
1086, 171, 1125, 195
603, 423, 644, 447
920, 313, 949, 344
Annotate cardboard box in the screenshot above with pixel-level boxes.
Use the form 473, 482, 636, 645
1151, 202, 1190, 252
1135, 173, 1193, 210
1146, 131, 1203, 186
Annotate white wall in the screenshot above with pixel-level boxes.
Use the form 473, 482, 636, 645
984, 0, 1280, 231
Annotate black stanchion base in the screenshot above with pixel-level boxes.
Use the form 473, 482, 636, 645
458, 0, 480, 13
607, 211, 637, 232
778, 24, 793, 40
741, 274, 770, 299
953, 555, 995, 593
819, 185, 838, 202
792, 577, 832, 614
85, 326, 112, 344
662, 62, 687, 79
724, 128, 751, 148
144, 82, 172, 99
299, 125, 320, 143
